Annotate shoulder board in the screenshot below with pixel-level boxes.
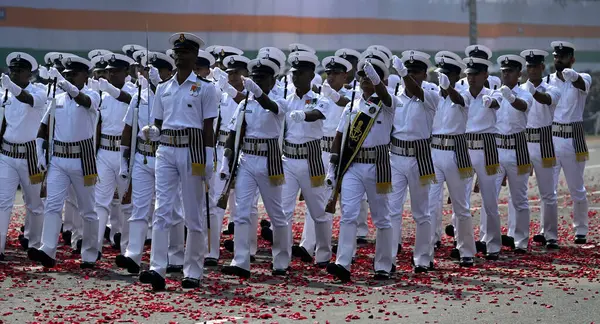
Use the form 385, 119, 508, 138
546, 75, 550, 83
197, 76, 211, 83
461, 80, 464, 85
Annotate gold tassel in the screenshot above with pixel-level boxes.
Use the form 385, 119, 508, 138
517, 163, 532, 175
269, 174, 285, 186
458, 167, 475, 180
419, 174, 437, 186
84, 174, 98, 187
310, 174, 325, 187
576, 152, 589, 162
29, 173, 44, 185
485, 163, 500, 176
191, 163, 206, 176
542, 157, 556, 168
376, 181, 392, 194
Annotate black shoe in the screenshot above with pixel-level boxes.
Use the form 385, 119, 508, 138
20, 225, 25, 233
80, 261, 96, 269
0, 253, 4, 261
291, 245, 313, 263
181, 277, 200, 289
62, 230, 72, 247
391, 264, 396, 274
514, 248, 527, 254
373, 270, 390, 280
459, 257, 474, 267
112, 233, 121, 251
260, 219, 271, 228
501, 235, 515, 249
27, 248, 39, 262
37, 250, 56, 268
546, 239, 560, 250
332, 244, 338, 254
204, 258, 218, 267
104, 226, 111, 241
250, 255, 256, 263
19, 237, 29, 250
223, 239, 234, 253
72, 239, 82, 255
115, 255, 140, 274
271, 268, 287, 276
144, 238, 152, 246
166, 265, 183, 273
260, 226, 273, 244
429, 261, 435, 271
445, 225, 455, 237
18, 234, 24, 241
326, 263, 351, 283
434, 240, 441, 250
485, 252, 500, 261
139, 270, 165, 291
227, 222, 235, 235
397, 244, 402, 255
414, 266, 428, 274
574, 235, 587, 244
221, 265, 251, 279
450, 248, 460, 260
356, 237, 368, 245
96, 252, 102, 261
475, 241, 487, 254
315, 261, 329, 268
533, 234, 547, 245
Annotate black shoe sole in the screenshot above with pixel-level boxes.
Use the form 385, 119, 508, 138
326, 263, 351, 283
139, 270, 165, 291
80, 262, 96, 269
291, 245, 314, 263
223, 239, 234, 253
373, 271, 390, 280
62, 231, 72, 247
19, 237, 29, 251
485, 253, 500, 261
271, 269, 287, 276
260, 227, 273, 244
204, 258, 218, 267
501, 235, 515, 249
445, 225, 455, 237
181, 277, 200, 289
414, 266, 428, 274
166, 265, 183, 273
533, 234, 547, 245
221, 265, 251, 279
450, 248, 460, 260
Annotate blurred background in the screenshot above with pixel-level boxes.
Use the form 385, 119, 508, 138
0, 0, 599, 132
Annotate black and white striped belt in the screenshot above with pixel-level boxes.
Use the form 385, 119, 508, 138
1, 140, 32, 159
431, 134, 458, 151
160, 129, 191, 147
241, 138, 270, 157
552, 122, 574, 138
53, 140, 82, 158
99, 134, 121, 152
283, 139, 320, 159
136, 138, 159, 157
495, 134, 517, 149
217, 130, 229, 147
321, 136, 335, 153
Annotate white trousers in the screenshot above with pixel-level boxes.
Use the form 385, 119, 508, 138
282, 156, 331, 262
150, 145, 206, 280
335, 163, 392, 272
508, 143, 559, 241
125, 153, 185, 265
0, 154, 44, 253
357, 196, 369, 237
230, 153, 288, 271
63, 185, 82, 245
39, 157, 99, 262
469, 149, 501, 254
389, 154, 431, 267
553, 136, 588, 236
95, 149, 132, 251
428, 149, 476, 258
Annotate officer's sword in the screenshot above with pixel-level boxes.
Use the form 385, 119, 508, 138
143, 21, 151, 165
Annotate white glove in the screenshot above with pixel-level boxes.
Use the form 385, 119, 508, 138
392, 55, 408, 78
141, 125, 161, 142
482, 95, 493, 108
219, 155, 231, 180
437, 72, 450, 90
242, 76, 263, 98
363, 61, 381, 85
35, 138, 47, 172
325, 163, 336, 189
119, 145, 130, 179
48, 67, 65, 82
290, 110, 306, 122
1, 74, 22, 96
499, 85, 516, 104
125, 75, 132, 83
87, 78, 99, 91
204, 148, 214, 180
321, 83, 341, 102
221, 81, 238, 98
524, 80, 536, 95
38, 66, 49, 80
562, 68, 579, 83
148, 67, 161, 86
98, 78, 121, 98
213, 67, 227, 81
58, 80, 79, 97
137, 73, 149, 90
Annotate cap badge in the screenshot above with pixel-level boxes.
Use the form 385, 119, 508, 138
559, 43, 563, 49
474, 46, 479, 52
330, 58, 336, 64
229, 56, 235, 64
151, 53, 158, 62
468, 58, 474, 66
294, 57, 299, 64
504, 56, 509, 64
99, 57, 106, 63
409, 56, 414, 64
294, 45, 299, 52
110, 54, 116, 62
178, 34, 186, 43
220, 49, 225, 56
15, 54, 21, 61
66, 57, 72, 65
439, 58, 445, 66
529, 50, 534, 57
342, 51, 347, 58
256, 60, 262, 67
58, 54, 63, 60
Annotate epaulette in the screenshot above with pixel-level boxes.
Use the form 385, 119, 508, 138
546, 75, 550, 83
461, 80, 464, 86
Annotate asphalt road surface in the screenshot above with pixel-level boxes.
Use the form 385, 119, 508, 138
2, 138, 600, 324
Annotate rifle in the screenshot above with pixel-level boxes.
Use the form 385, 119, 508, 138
0, 89, 8, 144
40, 78, 58, 198
217, 92, 250, 209
325, 80, 357, 213
121, 81, 142, 205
